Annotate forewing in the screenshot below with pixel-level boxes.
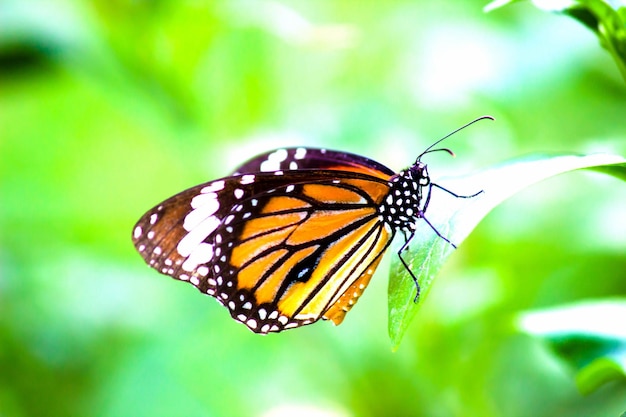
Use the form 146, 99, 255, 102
132, 170, 394, 333
233, 147, 395, 180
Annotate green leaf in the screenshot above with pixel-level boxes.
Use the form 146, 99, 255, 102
516, 300, 626, 394
388, 153, 626, 349
484, 0, 626, 82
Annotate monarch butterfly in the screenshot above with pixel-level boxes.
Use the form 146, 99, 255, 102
132, 117, 490, 334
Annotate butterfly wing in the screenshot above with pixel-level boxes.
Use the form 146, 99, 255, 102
133, 170, 394, 333
233, 147, 395, 180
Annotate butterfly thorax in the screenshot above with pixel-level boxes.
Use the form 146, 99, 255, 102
379, 161, 431, 232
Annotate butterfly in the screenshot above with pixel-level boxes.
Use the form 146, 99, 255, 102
132, 117, 490, 334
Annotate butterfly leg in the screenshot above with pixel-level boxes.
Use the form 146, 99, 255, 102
397, 230, 422, 301
431, 183, 484, 199
421, 182, 461, 248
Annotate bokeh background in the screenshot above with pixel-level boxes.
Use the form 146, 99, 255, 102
1, 1, 625, 416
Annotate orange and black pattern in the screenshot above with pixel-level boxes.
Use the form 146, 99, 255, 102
132, 146, 465, 333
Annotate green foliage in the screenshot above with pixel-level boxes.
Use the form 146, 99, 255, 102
517, 300, 626, 393
1, 1, 626, 417
389, 155, 626, 348
486, 0, 626, 81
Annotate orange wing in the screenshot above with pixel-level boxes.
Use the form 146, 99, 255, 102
133, 169, 396, 333
211, 177, 393, 333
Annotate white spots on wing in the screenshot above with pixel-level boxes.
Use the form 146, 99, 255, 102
285, 184, 295, 192
147, 230, 155, 239
224, 215, 235, 225
289, 161, 298, 170
190, 276, 200, 286
251, 199, 258, 207
242, 302, 252, 310
150, 213, 158, 225
274, 170, 284, 176
178, 215, 220, 256
138, 244, 146, 252
234, 188, 244, 199
197, 265, 209, 276
153, 246, 162, 255
185, 199, 220, 234
191, 192, 218, 209
133, 226, 142, 239
258, 308, 267, 320
201, 180, 225, 193
247, 319, 257, 329
260, 148, 288, 172
181, 243, 214, 272
240, 174, 255, 184
294, 147, 307, 159
164, 259, 172, 266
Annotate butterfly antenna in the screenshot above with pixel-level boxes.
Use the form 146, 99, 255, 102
417, 115, 495, 160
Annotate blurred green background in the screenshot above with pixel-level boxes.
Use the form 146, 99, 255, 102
1, 1, 625, 416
